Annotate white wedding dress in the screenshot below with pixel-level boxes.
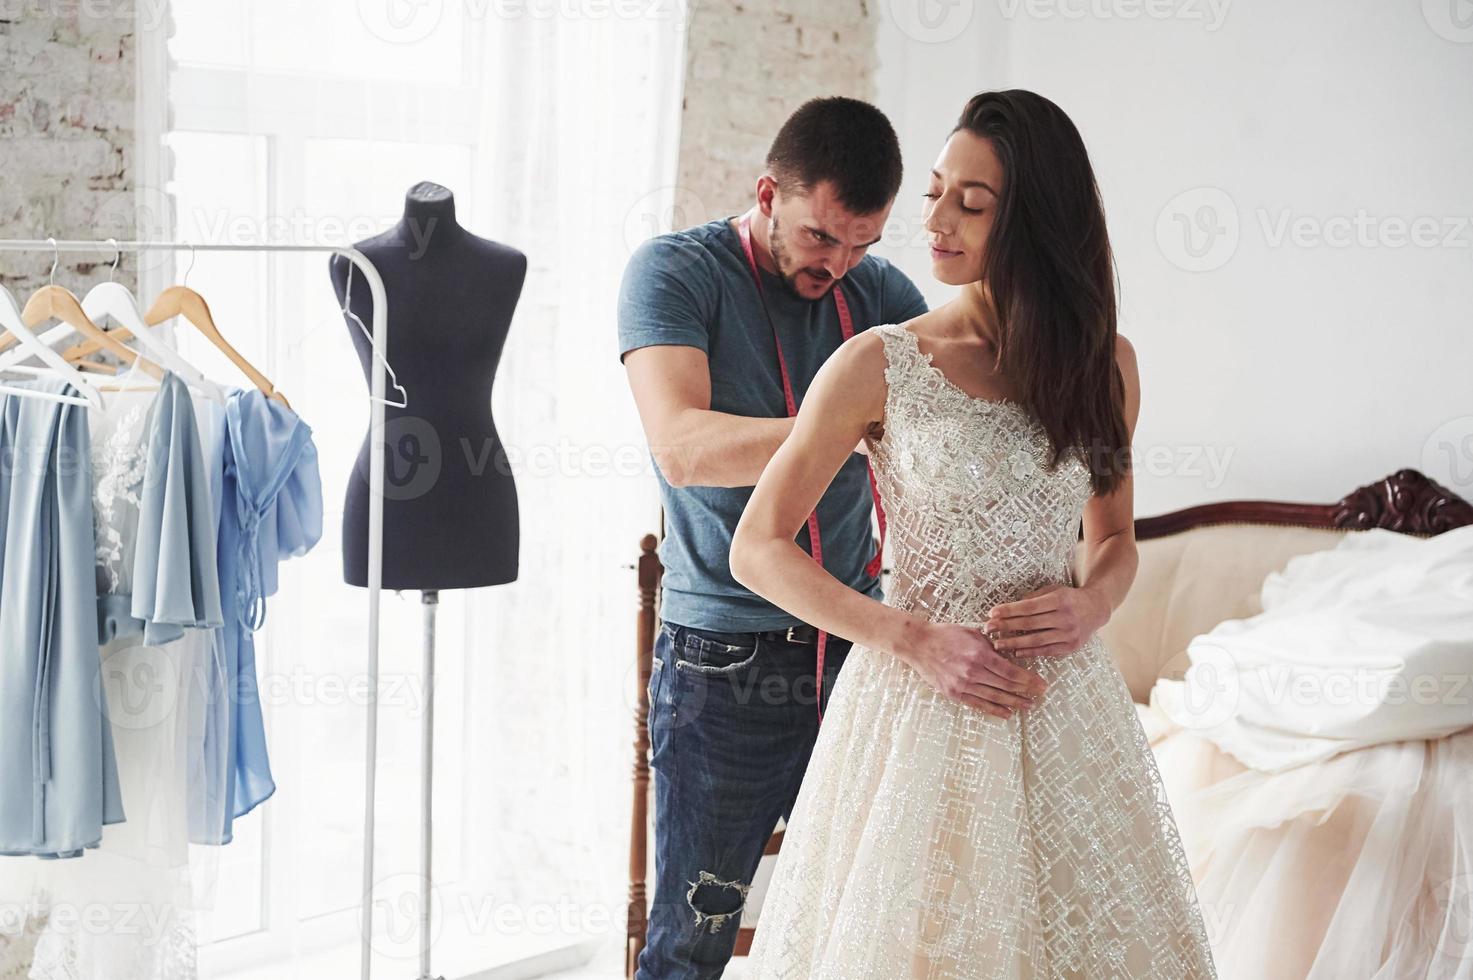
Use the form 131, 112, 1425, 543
744, 323, 1218, 979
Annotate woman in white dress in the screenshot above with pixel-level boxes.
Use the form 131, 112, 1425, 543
730, 90, 1218, 978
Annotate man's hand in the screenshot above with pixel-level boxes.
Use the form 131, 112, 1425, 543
854, 420, 884, 457
899, 621, 1047, 719
982, 584, 1110, 659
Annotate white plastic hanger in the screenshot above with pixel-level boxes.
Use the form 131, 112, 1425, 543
15, 239, 165, 382
0, 283, 104, 409
0, 239, 92, 372
81, 241, 227, 403
0, 323, 70, 371
334, 255, 408, 409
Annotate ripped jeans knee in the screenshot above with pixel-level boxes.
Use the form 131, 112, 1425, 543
685, 870, 750, 932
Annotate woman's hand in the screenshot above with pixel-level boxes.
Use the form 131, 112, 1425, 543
982, 584, 1111, 658
901, 620, 1048, 719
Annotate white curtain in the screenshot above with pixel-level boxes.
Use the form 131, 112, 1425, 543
155, 1, 686, 974
451, 5, 687, 970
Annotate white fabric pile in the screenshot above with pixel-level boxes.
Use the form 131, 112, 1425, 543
1152, 524, 1473, 771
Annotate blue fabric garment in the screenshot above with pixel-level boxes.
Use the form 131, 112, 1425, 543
616, 215, 930, 631
118, 371, 224, 646
92, 371, 224, 649
0, 381, 124, 858
193, 388, 322, 845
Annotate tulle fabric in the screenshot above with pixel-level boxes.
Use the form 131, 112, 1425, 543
1143, 701, 1473, 979
745, 635, 1220, 979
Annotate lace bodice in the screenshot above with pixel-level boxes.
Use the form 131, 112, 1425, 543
89, 393, 153, 597
865, 323, 1093, 627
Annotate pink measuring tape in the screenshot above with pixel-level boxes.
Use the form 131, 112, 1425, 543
736, 212, 887, 723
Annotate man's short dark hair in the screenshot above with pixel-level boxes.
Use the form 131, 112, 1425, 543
765, 96, 904, 215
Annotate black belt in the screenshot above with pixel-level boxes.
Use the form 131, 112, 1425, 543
755, 623, 821, 645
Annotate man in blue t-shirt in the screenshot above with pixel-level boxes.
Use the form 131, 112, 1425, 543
618, 96, 928, 978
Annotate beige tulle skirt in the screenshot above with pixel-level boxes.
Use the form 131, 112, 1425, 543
744, 635, 1218, 979
1141, 702, 1473, 980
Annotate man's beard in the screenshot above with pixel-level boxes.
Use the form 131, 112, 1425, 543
769, 214, 834, 300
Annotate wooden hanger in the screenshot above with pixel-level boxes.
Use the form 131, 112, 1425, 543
19, 284, 165, 382
143, 286, 290, 409
60, 284, 290, 409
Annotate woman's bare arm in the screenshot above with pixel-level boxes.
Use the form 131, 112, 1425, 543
730, 330, 1047, 717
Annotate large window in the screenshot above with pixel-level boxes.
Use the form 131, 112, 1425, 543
159, 2, 682, 975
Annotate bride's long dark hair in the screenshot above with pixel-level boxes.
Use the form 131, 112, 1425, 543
954, 90, 1129, 497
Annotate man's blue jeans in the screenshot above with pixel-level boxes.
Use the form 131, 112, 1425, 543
635, 620, 852, 979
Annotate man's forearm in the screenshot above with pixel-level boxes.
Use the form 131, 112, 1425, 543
652, 410, 795, 488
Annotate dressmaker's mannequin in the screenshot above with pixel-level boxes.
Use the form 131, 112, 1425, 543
331, 182, 525, 980
331, 182, 525, 589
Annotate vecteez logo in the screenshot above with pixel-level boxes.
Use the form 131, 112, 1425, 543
1156, 187, 1240, 273
358, 0, 445, 44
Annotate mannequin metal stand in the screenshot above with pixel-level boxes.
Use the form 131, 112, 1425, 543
419, 589, 442, 980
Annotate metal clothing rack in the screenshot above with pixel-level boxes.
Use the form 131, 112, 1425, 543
0, 238, 394, 980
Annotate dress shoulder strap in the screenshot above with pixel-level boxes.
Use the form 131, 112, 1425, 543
873, 322, 939, 425
875, 322, 927, 385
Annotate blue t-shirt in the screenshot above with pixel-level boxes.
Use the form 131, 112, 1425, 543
617, 215, 930, 631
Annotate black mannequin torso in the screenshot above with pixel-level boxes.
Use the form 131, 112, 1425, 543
331, 182, 526, 590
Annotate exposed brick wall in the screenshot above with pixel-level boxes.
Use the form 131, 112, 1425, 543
0, 3, 138, 293
674, 0, 879, 223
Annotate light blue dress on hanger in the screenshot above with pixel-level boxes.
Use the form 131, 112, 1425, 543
0, 381, 121, 859
192, 387, 322, 845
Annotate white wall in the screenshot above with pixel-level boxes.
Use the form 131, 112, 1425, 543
872, 0, 1473, 517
